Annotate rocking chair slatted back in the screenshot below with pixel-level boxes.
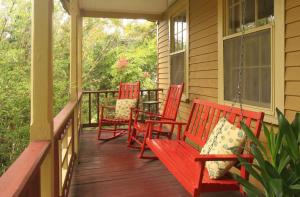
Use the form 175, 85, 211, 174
161, 84, 184, 121
184, 99, 264, 147
118, 81, 140, 103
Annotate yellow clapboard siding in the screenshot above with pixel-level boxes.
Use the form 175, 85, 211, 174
158, 62, 169, 69
158, 45, 169, 54
158, 78, 169, 84
286, 21, 300, 38
158, 56, 168, 64
190, 33, 218, 49
158, 50, 169, 59
190, 8, 217, 26
285, 67, 300, 81
190, 70, 218, 79
286, 0, 300, 10
189, 25, 217, 42
159, 73, 169, 79
285, 82, 300, 96
190, 61, 218, 71
158, 67, 169, 74
285, 51, 300, 67
285, 96, 300, 111
158, 39, 169, 48
190, 0, 216, 20
189, 79, 218, 88
158, 33, 169, 42
189, 87, 218, 98
189, 43, 217, 57
286, 5, 300, 24
190, 52, 217, 64
190, 15, 218, 35
189, 93, 218, 101
158, 22, 168, 33
286, 36, 300, 52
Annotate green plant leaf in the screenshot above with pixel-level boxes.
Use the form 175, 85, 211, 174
263, 123, 273, 162
264, 161, 280, 178
268, 178, 284, 196
289, 184, 300, 190
277, 108, 299, 161
232, 174, 262, 196
277, 154, 290, 174
291, 112, 300, 143
241, 122, 267, 156
237, 157, 265, 185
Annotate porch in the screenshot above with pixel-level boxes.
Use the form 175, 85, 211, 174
0, 0, 298, 196
69, 128, 241, 197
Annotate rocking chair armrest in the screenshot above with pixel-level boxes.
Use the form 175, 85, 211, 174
145, 120, 186, 125
101, 105, 116, 110
194, 154, 254, 162
145, 120, 186, 140
132, 109, 162, 118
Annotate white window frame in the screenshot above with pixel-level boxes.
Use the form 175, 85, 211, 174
168, 3, 189, 102
217, 0, 285, 123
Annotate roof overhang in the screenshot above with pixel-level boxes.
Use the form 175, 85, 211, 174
60, 0, 177, 20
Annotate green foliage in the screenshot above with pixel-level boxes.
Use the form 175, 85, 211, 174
83, 18, 157, 90
233, 109, 300, 197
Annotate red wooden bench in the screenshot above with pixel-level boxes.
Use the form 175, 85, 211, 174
146, 99, 264, 197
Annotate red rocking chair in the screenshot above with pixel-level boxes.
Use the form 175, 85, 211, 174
128, 84, 184, 158
98, 81, 140, 140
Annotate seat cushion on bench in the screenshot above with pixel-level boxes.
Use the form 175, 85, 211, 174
147, 139, 239, 195
200, 118, 246, 179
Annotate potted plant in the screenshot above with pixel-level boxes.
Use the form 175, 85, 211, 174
233, 109, 300, 196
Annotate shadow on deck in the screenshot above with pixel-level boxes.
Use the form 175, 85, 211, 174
69, 128, 241, 197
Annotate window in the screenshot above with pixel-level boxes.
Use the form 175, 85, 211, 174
170, 11, 187, 85
223, 0, 274, 108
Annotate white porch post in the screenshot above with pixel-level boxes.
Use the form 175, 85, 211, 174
30, 0, 54, 196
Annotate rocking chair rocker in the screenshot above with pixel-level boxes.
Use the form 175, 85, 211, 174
128, 83, 184, 158
98, 81, 140, 140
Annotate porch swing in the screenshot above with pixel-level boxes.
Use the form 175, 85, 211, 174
144, 1, 265, 196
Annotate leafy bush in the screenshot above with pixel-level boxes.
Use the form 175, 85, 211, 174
233, 109, 300, 196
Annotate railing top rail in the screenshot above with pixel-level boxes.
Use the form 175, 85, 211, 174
53, 100, 77, 140
0, 141, 50, 197
83, 88, 163, 94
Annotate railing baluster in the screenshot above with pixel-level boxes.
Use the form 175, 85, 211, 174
88, 92, 91, 125
96, 92, 99, 124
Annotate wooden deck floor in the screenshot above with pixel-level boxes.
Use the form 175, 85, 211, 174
69, 129, 241, 197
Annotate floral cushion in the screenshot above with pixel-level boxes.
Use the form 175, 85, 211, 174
115, 99, 137, 119
200, 118, 246, 179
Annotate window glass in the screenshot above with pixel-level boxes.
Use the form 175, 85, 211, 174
224, 29, 271, 107
258, 0, 274, 19
170, 11, 186, 86
226, 0, 274, 36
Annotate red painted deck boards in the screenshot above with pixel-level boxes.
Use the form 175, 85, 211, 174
69, 129, 241, 197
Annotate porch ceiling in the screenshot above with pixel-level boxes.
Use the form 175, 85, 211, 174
61, 0, 177, 20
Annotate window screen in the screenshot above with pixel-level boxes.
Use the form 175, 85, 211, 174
170, 52, 185, 84
170, 11, 186, 85
224, 29, 271, 108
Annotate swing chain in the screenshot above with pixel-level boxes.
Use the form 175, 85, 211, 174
204, 0, 247, 154
231, 0, 246, 117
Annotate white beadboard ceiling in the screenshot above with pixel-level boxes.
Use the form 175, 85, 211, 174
78, 0, 173, 15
